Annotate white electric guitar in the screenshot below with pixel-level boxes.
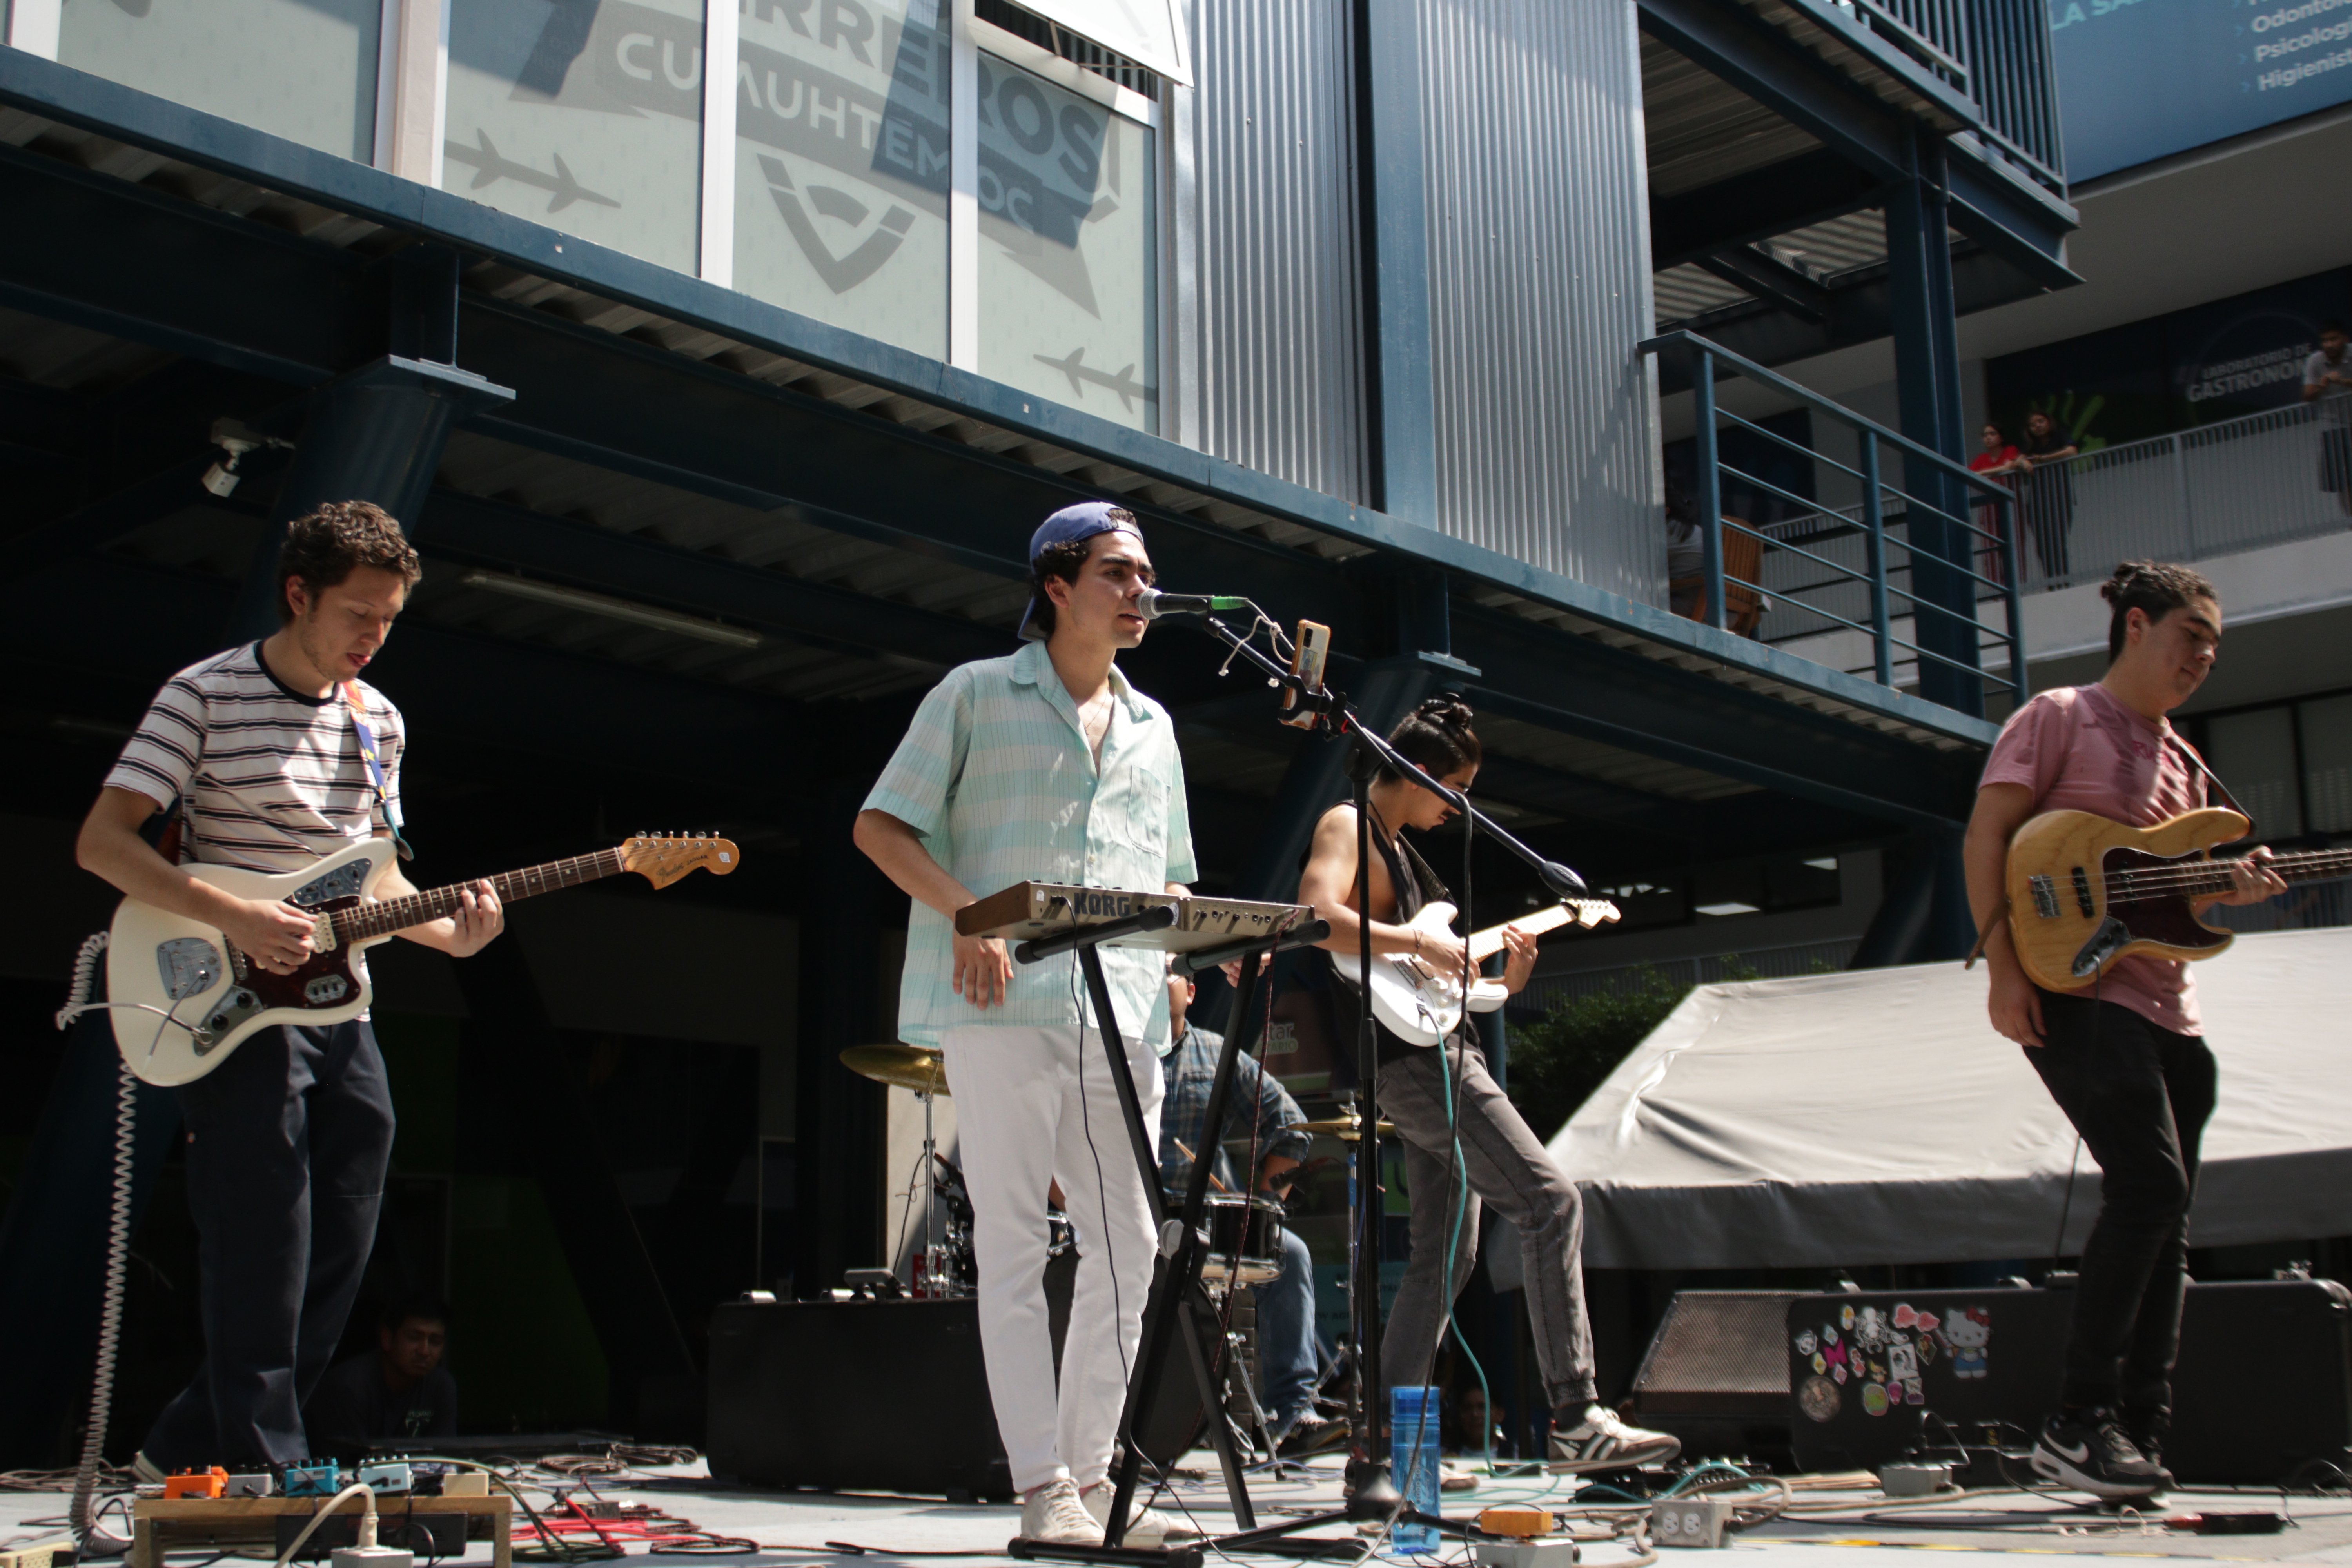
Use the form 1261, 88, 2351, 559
1329, 899, 1621, 1046
105, 833, 738, 1085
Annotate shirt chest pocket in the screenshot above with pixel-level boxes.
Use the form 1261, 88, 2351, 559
1110, 768, 1169, 861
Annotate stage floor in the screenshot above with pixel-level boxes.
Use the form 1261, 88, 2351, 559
9, 1456, 2352, 1568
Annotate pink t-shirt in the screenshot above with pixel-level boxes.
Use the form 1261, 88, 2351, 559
1980, 682, 2209, 1035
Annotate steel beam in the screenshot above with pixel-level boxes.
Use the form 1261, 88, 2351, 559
1694, 247, 1833, 325
1353, 0, 1438, 523
1650, 150, 1884, 272
1637, 0, 1909, 182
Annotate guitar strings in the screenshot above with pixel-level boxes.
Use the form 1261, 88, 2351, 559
2097, 850, 2352, 900
334, 848, 629, 940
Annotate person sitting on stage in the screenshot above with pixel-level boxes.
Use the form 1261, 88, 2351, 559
303, 1292, 458, 1460
1156, 962, 1341, 1455
1296, 696, 1681, 1474
1964, 561, 2284, 1498
76, 501, 504, 1476
855, 503, 1201, 1549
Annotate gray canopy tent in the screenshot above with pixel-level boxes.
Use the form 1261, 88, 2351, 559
1544, 927, 2352, 1270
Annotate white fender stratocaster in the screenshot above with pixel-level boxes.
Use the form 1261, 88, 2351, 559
106, 834, 738, 1085
1329, 899, 1620, 1046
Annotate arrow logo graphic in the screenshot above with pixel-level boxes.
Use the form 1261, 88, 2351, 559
757, 155, 916, 294
1033, 347, 1156, 414
443, 128, 621, 214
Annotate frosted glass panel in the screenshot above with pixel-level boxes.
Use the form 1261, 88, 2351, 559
2205, 706, 2301, 839
2303, 695, 2352, 835
976, 56, 1156, 433
444, 0, 708, 275
733, 0, 949, 357
58, 0, 381, 163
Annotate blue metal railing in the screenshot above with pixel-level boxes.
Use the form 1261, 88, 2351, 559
1786, 0, 2067, 192
1641, 329, 2027, 711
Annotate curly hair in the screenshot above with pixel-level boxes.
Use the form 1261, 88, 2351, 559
276, 500, 422, 623
2100, 559, 2216, 665
1381, 694, 1482, 784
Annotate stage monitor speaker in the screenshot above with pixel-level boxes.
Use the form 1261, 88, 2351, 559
1786, 1279, 2352, 1485
707, 1254, 1231, 1498
1628, 1290, 1806, 1462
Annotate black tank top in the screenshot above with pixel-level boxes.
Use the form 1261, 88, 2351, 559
1314, 816, 1466, 1069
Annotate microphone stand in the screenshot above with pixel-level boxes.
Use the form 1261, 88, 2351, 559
1167, 612, 1581, 1558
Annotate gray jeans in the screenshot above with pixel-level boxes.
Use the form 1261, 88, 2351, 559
1376, 1043, 1596, 1413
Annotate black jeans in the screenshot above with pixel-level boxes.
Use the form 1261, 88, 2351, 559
142, 1020, 395, 1467
2025, 991, 2215, 1419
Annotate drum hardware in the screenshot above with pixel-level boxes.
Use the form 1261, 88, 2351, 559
840, 1043, 970, 1298
1296, 1116, 1396, 1142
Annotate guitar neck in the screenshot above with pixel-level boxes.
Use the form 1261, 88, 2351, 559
334, 848, 629, 942
2132, 847, 2352, 899
1465, 906, 1573, 964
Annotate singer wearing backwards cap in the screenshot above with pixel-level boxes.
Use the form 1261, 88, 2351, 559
854, 503, 1201, 1549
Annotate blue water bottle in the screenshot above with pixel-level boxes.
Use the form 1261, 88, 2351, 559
1390, 1384, 1441, 1553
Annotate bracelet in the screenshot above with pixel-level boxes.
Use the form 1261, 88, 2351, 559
1412, 930, 1423, 958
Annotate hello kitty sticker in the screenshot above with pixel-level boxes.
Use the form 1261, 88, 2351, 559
1794, 1300, 1993, 1420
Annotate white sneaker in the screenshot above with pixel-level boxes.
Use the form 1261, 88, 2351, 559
1080, 1483, 1203, 1547
1547, 1405, 1681, 1474
1020, 1478, 1101, 1546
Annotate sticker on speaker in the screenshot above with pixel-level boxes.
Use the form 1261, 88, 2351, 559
1798, 1374, 1842, 1422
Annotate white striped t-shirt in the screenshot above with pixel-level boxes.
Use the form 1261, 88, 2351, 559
104, 643, 404, 874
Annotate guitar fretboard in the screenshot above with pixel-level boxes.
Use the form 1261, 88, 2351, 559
2110, 847, 2352, 901
332, 849, 627, 942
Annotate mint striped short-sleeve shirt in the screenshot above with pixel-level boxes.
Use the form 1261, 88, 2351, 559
863, 640, 1197, 1048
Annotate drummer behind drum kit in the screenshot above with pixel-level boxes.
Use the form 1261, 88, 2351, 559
838, 1042, 1305, 1296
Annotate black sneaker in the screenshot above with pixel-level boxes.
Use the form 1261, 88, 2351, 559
1276, 1413, 1351, 1457
2125, 1407, 2169, 1474
2030, 1408, 2171, 1498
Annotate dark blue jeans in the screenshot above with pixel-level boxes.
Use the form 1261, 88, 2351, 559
142, 1020, 395, 1468
2025, 991, 2215, 1420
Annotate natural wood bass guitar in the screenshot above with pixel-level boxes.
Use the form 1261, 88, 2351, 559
2003, 808, 2350, 992
1329, 898, 1621, 1046
107, 834, 738, 1085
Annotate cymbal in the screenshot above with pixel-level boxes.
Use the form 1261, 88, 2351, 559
1297, 1116, 1397, 1140
840, 1043, 949, 1096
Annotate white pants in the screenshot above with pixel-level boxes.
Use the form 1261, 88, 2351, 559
941, 1022, 1162, 1494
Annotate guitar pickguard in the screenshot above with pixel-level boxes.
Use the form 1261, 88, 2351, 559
2100, 844, 2236, 955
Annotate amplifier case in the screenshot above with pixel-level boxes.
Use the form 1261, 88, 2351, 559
1786, 1279, 2352, 1484
708, 1297, 1017, 1500
707, 1261, 1226, 1499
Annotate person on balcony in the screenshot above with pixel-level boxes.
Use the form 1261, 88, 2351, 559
2017, 410, 2080, 582
2304, 320, 2352, 518
1969, 423, 2027, 584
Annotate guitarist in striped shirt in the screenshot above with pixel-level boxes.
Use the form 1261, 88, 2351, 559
73, 501, 504, 1474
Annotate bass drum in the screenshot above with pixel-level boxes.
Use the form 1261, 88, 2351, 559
1042, 1247, 1257, 1466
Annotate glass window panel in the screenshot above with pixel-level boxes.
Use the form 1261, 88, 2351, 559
2301, 694, 2352, 835
2205, 706, 2303, 839
58, 0, 381, 163
444, 0, 707, 276
733, 0, 949, 358
976, 56, 1156, 433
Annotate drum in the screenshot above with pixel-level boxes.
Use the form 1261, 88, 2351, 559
1198, 1194, 1285, 1286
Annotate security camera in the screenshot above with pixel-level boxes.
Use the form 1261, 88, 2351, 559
201, 417, 289, 498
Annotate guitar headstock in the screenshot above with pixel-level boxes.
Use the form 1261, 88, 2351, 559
621, 833, 741, 889
1567, 898, 1622, 929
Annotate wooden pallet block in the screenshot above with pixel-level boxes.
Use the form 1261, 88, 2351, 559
127, 1493, 512, 1568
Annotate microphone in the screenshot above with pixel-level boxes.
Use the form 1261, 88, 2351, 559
1136, 588, 1250, 619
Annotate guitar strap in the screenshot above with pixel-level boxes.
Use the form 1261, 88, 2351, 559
2164, 728, 2250, 825
343, 681, 414, 862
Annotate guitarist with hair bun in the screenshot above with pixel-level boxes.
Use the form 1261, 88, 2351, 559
1297, 695, 1680, 1474
73, 501, 504, 1477
1963, 560, 2285, 1499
